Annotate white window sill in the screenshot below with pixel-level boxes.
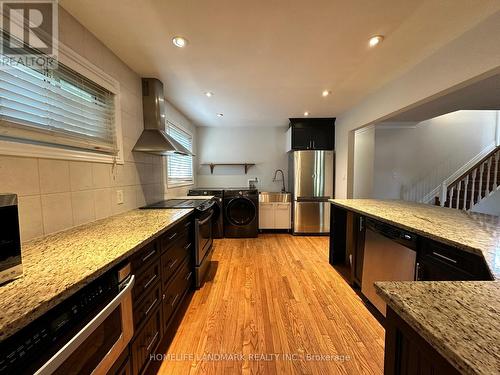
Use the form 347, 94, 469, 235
0, 139, 124, 164
167, 181, 194, 189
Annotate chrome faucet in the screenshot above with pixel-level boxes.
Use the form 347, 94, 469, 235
273, 169, 286, 193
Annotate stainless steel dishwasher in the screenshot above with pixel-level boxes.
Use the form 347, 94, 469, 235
361, 219, 417, 317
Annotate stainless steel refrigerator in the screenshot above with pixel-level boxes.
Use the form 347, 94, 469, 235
288, 150, 334, 234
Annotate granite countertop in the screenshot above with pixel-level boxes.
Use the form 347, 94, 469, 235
330, 199, 500, 279
375, 281, 500, 375
0, 208, 192, 342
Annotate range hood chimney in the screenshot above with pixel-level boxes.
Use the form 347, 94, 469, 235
133, 78, 194, 156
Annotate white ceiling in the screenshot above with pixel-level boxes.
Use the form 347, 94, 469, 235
60, 0, 500, 127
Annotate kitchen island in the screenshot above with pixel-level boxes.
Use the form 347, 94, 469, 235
329, 199, 500, 375
376, 281, 500, 375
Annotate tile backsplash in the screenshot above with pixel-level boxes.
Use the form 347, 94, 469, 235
1, 150, 165, 242
0, 7, 194, 242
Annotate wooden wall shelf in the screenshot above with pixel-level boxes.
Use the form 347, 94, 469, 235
202, 163, 255, 174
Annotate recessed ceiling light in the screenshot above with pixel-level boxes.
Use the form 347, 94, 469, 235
369, 35, 384, 47
217, 113, 224, 117
172, 36, 188, 48
322, 90, 331, 97
304, 111, 309, 116
205, 91, 214, 97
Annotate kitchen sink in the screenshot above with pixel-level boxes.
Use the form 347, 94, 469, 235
259, 192, 292, 203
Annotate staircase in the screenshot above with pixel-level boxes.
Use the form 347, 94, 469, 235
435, 146, 500, 210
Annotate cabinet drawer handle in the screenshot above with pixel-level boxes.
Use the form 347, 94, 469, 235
184, 242, 192, 250
145, 331, 159, 352
185, 272, 193, 281
143, 273, 157, 290
169, 258, 178, 269
144, 297, 158, 316
184, 221, 191, 228
141, 249, 156, 263
432, 251, 458, 264
170, 293, 179, 307
168, 232, 177, 241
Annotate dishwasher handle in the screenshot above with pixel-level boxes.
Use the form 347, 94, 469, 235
365, 218, 417, 251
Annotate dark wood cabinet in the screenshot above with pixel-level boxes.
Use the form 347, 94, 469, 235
130, 241, 159, 274
132, 260, 161, 304
289, 118, 335, 150
329, 206, 347, 265
130, 305, 162, 375
417, 238, 492, 281
128, 214, 194, 375
162, 258, 193, 334
352, 214, 365, 287
133, 281, 161, 331
160, 233, 191, 287
384, 307, 460, 375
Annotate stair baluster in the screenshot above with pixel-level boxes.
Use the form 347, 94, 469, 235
493, 151, 499, 191
485, 158, 492, 196
463, 175, 468, 210
470, 169, 477, 208
478, 163, 484, 201
455, 180, 461, 209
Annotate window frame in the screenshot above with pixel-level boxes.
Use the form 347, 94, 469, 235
166, 121, 194, 188
0, 40, 124, 165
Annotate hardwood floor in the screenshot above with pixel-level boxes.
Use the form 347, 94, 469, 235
156, 234, 384, 375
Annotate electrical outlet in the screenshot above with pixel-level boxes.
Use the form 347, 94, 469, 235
116, 190, 124, 205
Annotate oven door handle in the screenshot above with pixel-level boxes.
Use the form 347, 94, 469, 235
34, 275, 135, 375
197, 211, 213, 226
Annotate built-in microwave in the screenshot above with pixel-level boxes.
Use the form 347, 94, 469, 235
0, 263, 135, 375
0, 193, 22, 285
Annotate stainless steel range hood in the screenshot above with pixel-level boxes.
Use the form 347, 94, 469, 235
133, 78, 194, 156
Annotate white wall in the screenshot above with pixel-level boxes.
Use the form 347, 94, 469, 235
472, 190, 500, 216
0, 8, 196, 242
335, 11, 500, 198
196, 127, 288, 191
353, 126, 375, 198
373, 110, 498, 199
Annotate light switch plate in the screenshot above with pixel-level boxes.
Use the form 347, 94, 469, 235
116, 190, 124, 204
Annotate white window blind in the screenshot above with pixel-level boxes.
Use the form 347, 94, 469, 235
167, 122, 193, 185
0, 42, 117, 154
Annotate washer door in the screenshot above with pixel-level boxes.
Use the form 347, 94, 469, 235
225, 197, 256, 226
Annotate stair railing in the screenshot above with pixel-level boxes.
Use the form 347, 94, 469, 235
437, 146, 500, 210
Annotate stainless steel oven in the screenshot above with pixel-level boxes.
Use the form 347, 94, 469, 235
0, 264, 135, 375
194, 205, 214, 288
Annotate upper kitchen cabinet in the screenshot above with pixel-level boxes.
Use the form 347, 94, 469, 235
287, 118, 335, 151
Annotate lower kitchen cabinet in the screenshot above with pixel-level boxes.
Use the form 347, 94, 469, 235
352, 214, 365, 287
128, 214, 194, 375
161, 258, 193, 334
275, 203, 292, 229
384, 307, 460, 375
416, 238, 491, 281
130, 306, 162, 375
259, 202, 274, 229
259, 202, 291, 229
